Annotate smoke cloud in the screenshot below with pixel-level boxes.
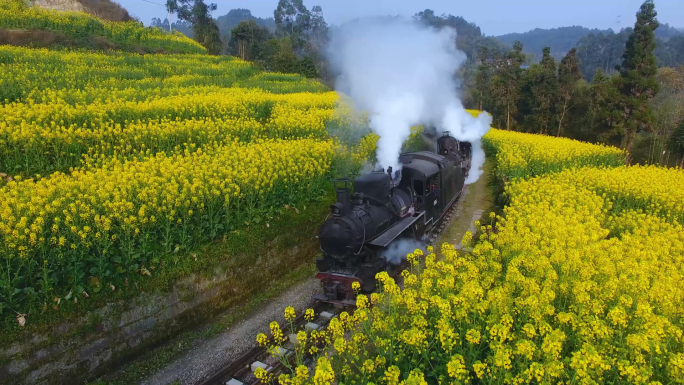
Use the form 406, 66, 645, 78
380, 238, 425, 266
328, 17, 492, 183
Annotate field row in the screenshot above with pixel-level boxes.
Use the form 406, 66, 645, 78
0, 0, 205, 54
262, 127, 684, 384
483, 128, 627, 180
0, 138, 337, 312
0, 89, 347, 176
0, 46, 327, 104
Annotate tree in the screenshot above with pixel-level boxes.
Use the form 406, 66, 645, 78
414, 9, 505, 62
308, 5, 327, 47
520, 47, 558, 134
648, 67, 684, 164
229, 20, 271, 61
298, 55, 319, 78
266, 37, 300, 73
152, 17, 194, 38
590, 70, 624, 145
576, 29, 632, 80
671, 118, 684, 168
474, 46, 493, 111
497, 26, 609, 63
274, 0, 311, 51
490, 41, 525, 130
616, 0, 660, 158
556, 48, 582, 136
166, 0, 223, 54
215, 9, 275, 37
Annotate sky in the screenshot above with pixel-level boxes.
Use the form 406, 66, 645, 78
118, 0, 683, 36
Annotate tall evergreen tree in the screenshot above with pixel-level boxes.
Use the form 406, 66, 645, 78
525, 47, 558, 134
616, 0, 660, 158
556, 48, 582, 136
590, 70, 623, 145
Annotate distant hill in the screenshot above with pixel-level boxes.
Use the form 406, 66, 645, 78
414, 9, 505, 62
496, 26, 611, 61
215, 8, 275, 36
155, 9, 275, 40
497, 23, 684, 62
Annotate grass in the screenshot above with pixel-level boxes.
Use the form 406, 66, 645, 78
437, 158, 496, 247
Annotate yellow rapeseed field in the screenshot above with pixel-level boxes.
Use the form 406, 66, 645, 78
260, 125, 684, 384
483, 128, 626, 180
0, 0, 205, 53
0, 41, 378, 316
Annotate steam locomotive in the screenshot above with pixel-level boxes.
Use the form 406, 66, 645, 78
314, 132, 473, 305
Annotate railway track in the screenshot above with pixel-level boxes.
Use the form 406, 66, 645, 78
198, 301, 337, 385
198, 189, 466, 385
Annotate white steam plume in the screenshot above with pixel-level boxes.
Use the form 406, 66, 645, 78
328, 17, 492, 183
380, 238, 425, 266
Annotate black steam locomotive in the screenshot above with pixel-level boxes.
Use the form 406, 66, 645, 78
314, 132, 473, 305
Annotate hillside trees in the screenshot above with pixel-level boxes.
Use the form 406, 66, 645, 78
152, 17, 194, 37
556, 48, 582, 136
414, 9, 505, 62
216, 9, 275, 36
488, 41, 525, 130
474, 0, 681, 167
166, 0, 223, 54
646, 66, 684, 165
672, 118, 684, 167
228, 20, 271, 62
274, 0, 311, 51
522, 47, 558, 134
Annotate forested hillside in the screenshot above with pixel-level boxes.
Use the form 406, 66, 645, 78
152, 8, 275, 40
497, 23, 684, 76
474, 1, 684, 169
497, 26, 609, 61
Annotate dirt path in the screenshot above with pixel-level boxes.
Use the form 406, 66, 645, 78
438, 159, 495, 248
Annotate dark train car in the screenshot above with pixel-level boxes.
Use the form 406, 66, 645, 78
314, 132, 471, 305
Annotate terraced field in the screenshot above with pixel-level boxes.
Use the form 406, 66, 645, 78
0, 44, 376, 322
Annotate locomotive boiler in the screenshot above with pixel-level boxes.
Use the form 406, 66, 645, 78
314, 132, 472, 305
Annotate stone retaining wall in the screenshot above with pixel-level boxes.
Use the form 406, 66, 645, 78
0, 241, 316, 384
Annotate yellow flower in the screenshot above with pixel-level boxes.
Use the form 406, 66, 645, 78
255, 333, 268, 347
304, 308, 315, 321
447, 355, 468, 381
465, 328, 481, 345
284, 306, 296, 321
384, 366, 401, 385
351, 281, 361, 292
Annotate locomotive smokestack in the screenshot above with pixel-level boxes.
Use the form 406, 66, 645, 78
334, 178, 351, 215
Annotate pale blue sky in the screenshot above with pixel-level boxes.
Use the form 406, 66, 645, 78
119, 0, 683, 36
